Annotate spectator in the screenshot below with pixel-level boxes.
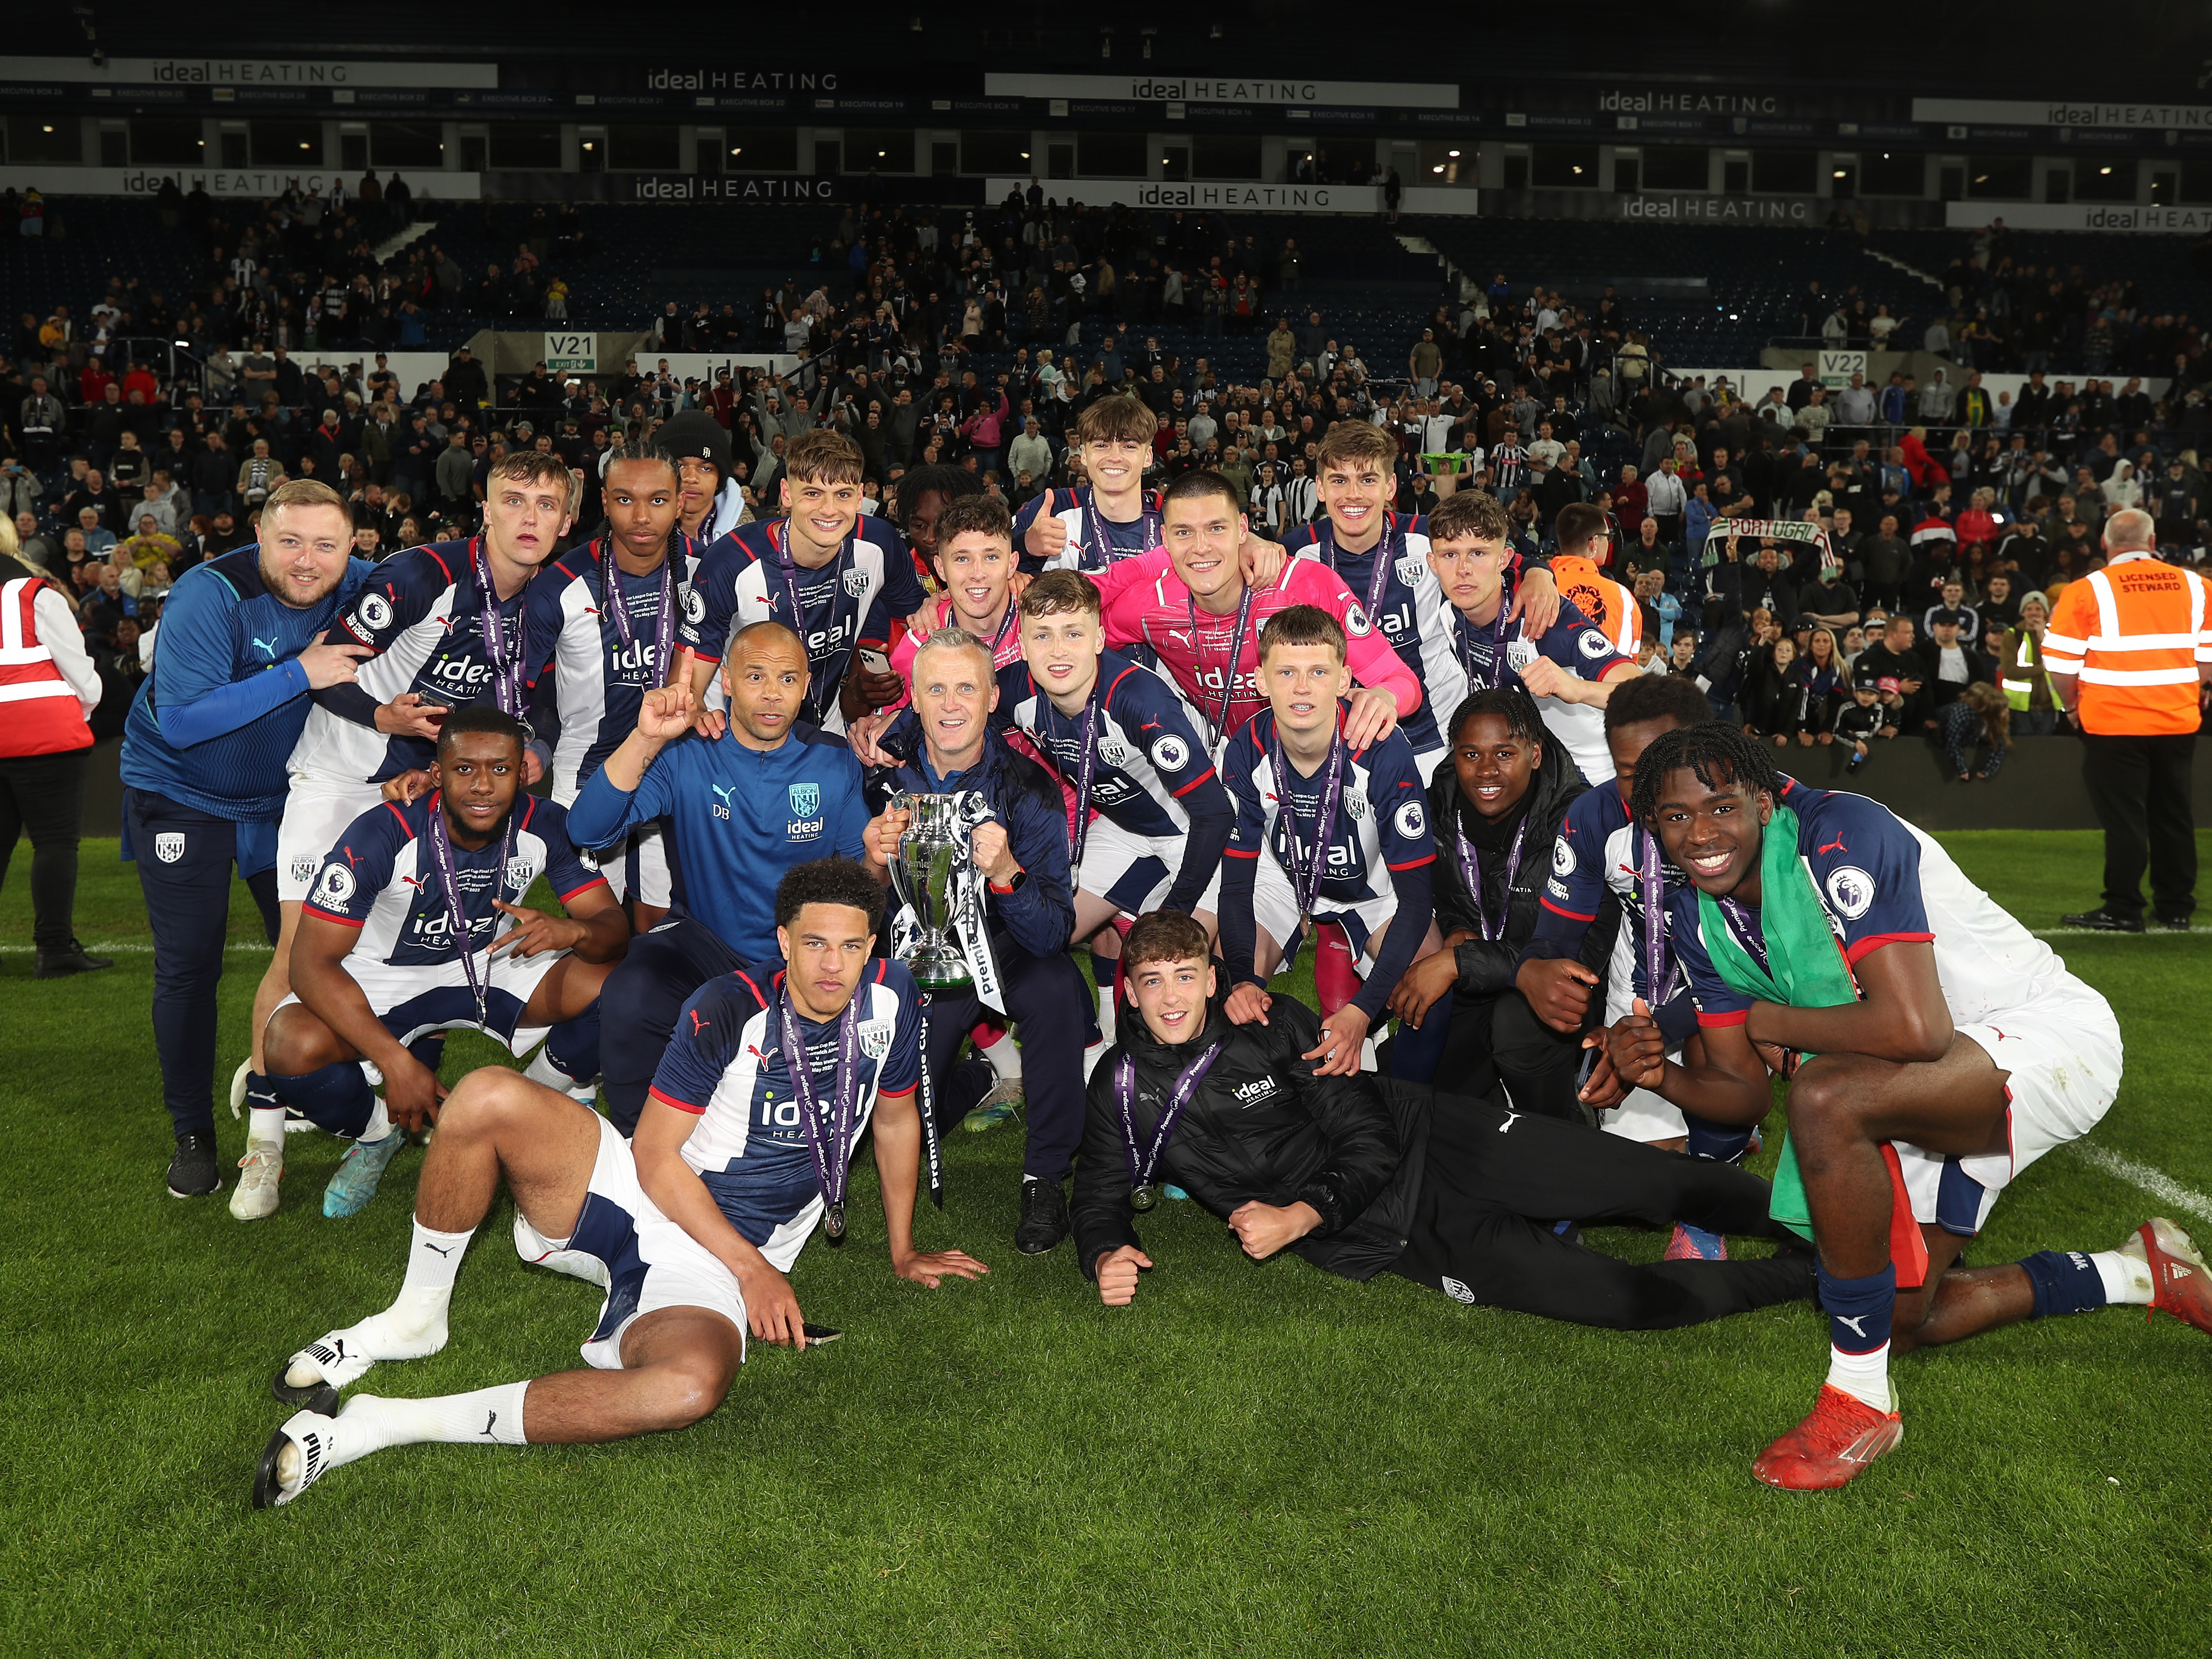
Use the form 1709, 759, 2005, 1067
1917, 612, 1996, 721
1941, 682, 2011, 782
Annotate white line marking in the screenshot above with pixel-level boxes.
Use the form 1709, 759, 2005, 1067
0, 943, 267, 954
2032, 927, 2212, 938
2070, 1143, 2212, 1225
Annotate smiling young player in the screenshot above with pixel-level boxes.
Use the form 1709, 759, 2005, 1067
237, 454, 577, 1220
1426, 490, 1640, 785
678, 430, 921, 736
1014, 396, 1163, 573
247, 709, 627, 1220
1218, 607, 1442, 1078
1089, 470, 1422, 761
252, 860, 984, 1509
525, 439, 702, 928
1076, 909, 1813, 1332
1606, 725, 2212, 1490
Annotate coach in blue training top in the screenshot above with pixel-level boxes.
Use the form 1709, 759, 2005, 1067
570, 619, 867, 1135
117, 479, 376, 1201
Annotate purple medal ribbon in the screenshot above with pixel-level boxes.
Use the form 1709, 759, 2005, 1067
1268, 715, 1349, 915
1083, 488, 1160, 569
1718, 896, 1772, 978
768, 518, 844, 722
1320, 511, 1401, 636
778, 984, 863, 1244
423, 793, 519, 1028
467, 536, 525, 718
1114, 1038, 1227, 1203
1453, 606, 1516, 692
1188, 582, 1259, 751
1453, 809, 1529, 942
1066, 691, 1103, 869
1638, 827, 1670, 1005
600, 535, 676, 685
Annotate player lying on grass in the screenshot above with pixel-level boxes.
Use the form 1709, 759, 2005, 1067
1075, 909, 1814, 1329
253, 858, 986, 1508
244, 708, 626, 1222
1606, 724, 2212, 1492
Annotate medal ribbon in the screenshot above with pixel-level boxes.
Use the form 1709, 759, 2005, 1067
1453, 808, 1529, 943
768, 518, 847, 722
423, 792, 519, 1028
1718, 896, 1772, 979
599, 535, 676, 684
1267, 714, 1349, 916
1188, 581, 1258, 750
468, 536, 525, 717
1639, 826, 1670, 1005
1114, 1038, 1227, 1193
778, 984, 862, 1223
1082, 488, 1160, 569
1320, 510, 1401, 632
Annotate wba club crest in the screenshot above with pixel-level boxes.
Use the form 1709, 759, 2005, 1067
505, 857, 534, 895
154, 832, 185, 864
841, 568, 870, 599
1394, 554, 1427, 589
1506, 638, 1539, 674
788, 782, 820, 819
1099, 739, 1133, 768
857, 1018, 895, 1061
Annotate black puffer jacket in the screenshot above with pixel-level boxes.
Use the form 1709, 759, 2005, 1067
1426, 729, 1588, 996
1072, 995, 1430, 1284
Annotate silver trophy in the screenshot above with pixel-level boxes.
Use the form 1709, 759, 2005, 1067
887, 792, 981, 992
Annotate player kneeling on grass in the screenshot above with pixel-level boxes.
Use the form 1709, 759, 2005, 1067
1605, 724, 2212, 1492
243, 708, 626, 1222
1080, 910, 1815, 1327
254, 857, 987, 1508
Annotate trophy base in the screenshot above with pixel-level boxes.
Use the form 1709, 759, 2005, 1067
905, 946, 974, 992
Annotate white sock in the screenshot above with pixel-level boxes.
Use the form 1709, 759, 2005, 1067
2093, 1247, 2155, 1305
1096, 987, 1117, 1045
359, 1098, 393, 1144
1825, 1341, 1893, 1412
991, 1031, 1023, 1081
335, 1220, 474, 1358
247, 1106, 287, 1150
336, 1380, 531, 1460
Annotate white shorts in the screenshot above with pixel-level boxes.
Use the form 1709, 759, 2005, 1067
1076, 816, 1223, 918
275, 947, 566, 1052
1896, 985, 2124, 1237
277, 774, 385, 902
1601, 1085, 1687, 1144
514, 1113, 749, 1370
1251, 855, 1397, 974
584, 819, 673, 910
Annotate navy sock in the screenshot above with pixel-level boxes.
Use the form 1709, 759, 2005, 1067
1816, 1261, 1897, 1354
2020, 1249, 2110, 1318
545, 1003, 602, 1082
1387, 1003, 1452, 1082
271, 1060, 377, 1138
409, 1033, 447, 1072
1089, 950, 1119, 997
1684, 1113, 1755, 1164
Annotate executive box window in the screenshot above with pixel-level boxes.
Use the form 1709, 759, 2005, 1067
1079, 131, 1145, 177
371, 122, 444, 169
1531, 144, 1599, 188
1967, 155, 2032, 200
1641, 146, 1707, 191
250, 121, 322, 167
1751, 149, 1817, 194
847, 130, 916, 172
1193, 134, 1262, 180
962, 130, 1031, 175
129, 119, 204, 166
725, 127, 799, 170
610, 125, 681, 171
2075, 159, 2137, 202
1862, 150, 1925, 195
488, 124, 561, 170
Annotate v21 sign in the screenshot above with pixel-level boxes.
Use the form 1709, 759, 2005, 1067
545, 332, 598, 374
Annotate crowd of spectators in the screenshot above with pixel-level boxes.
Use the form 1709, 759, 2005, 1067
12, 185, 2190, 784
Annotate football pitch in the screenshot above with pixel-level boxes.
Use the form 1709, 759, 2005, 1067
5, 831, 2209, 1658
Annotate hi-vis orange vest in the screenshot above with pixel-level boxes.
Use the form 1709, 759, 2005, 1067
0, 576, 94, 756
1549, 553, 1641, 656
2042, 551, 2212, 736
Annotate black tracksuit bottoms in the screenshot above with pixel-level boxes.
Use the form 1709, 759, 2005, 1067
1389, 1092, 1813, 1330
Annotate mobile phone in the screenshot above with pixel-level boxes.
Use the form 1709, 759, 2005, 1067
801, 1321, 842, 1345
856, 648, 893, 678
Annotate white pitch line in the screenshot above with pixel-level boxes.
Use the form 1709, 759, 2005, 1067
2032, 926, 2212, 937
0, 942, 267, 954
2070, 1143, 2212, 1225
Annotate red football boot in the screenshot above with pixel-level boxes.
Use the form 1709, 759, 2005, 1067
1752, 1384, 1904, 1491
2125, 1217, 2212, 1335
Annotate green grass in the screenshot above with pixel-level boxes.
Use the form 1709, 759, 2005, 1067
4, 833, 2210, 1657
